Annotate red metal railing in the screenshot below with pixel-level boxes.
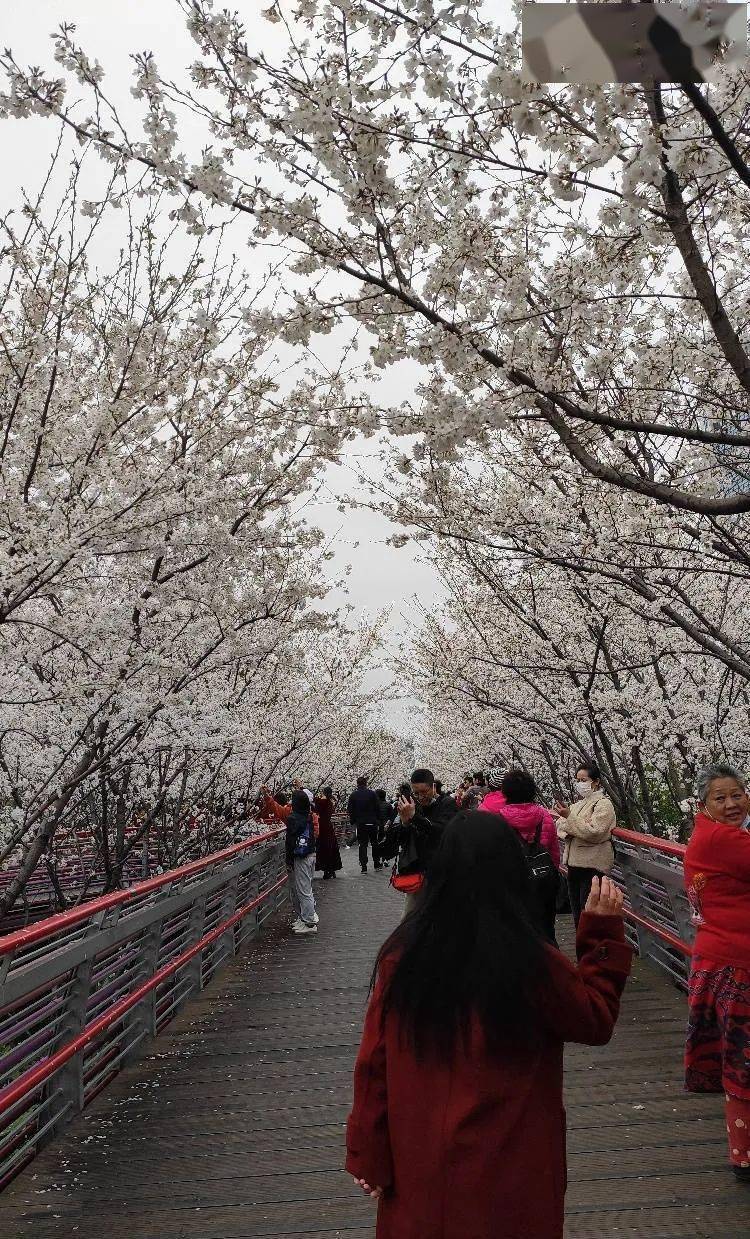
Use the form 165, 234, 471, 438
612, 826, 687, 861
0, 828, 287, 1188
0, 829, 282, 957
611, 826, 693, 982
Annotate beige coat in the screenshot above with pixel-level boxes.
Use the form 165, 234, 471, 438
557, 791, 615, 873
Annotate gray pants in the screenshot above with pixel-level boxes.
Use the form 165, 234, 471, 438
291, 854, 317, 925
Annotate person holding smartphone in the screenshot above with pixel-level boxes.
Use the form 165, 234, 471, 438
391, 769, 457, 915
553, 761, 616, 927
378, 783, 412, 863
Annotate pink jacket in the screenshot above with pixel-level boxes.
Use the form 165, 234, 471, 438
480, 789, 505, 812
482, 794, 561, 869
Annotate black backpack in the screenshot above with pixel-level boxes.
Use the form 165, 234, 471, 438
520, 813, 560, 904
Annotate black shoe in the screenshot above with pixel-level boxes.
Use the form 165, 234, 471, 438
374, 863, 383, 870
733, 1165, 750, 1182
361, 867, 367, 874
323, 872, 333, 880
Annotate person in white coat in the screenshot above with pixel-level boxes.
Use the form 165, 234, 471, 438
554, 761, 616, 926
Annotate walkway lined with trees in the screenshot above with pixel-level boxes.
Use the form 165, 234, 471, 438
1, 5, 749, 1232
1, 846, 748, 1238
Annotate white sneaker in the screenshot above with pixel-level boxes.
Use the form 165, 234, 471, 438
292, 913, 317, 929
294, 923, 318, 935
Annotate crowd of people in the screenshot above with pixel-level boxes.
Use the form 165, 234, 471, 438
337, 759, 750, 1237
337, 761, 616, 936
258, 761, 617, 941
257, 756, 750, 1231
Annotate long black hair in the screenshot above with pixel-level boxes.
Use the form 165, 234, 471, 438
374, 810, 549, 1056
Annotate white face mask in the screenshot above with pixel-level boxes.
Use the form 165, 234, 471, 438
575, 781, 593, 798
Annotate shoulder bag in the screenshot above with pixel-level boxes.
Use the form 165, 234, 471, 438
521, 813, 560, 902
389, 823, 424, 895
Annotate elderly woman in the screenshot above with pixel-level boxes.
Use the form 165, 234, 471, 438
553, 761, 616, 927
684, 763, 750, 1181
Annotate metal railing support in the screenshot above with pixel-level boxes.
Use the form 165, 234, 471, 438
183, 895, 208, 997
48, 954, 92, 1135
123, 917, 163, 1060
217, 874, 240, 961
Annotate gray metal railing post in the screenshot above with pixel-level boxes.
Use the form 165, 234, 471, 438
122, 914, 164, 1062
255, 864, 267, 933
48, 955, 93, 1136
616, 849, 656, 960
218, 875, 240, 960
274, 848, 290, 917
238, 865, 261, 951
183, 894, 208, 997
667, 884, 696, 948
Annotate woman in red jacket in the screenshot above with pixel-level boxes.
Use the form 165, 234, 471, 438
345, 810, 632, 1239
684, 763, 750, 1180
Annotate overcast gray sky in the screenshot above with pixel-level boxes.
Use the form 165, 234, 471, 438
1, 1, 446, 734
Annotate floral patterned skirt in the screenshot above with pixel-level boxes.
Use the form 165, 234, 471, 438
685, 955, 750, 1100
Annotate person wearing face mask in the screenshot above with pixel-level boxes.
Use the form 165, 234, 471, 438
553, 762, 616, 928
684, 764, 750, 1182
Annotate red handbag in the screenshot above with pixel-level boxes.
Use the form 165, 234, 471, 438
390, 866, 424, 895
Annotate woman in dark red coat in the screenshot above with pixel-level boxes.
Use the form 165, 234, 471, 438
345, 810, 632, 1239
314, 786, 342, 879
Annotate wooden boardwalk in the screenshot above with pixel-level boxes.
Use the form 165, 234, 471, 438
0, 848, 749, 1238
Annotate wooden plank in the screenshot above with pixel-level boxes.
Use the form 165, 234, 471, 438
0, 854, 749, 1237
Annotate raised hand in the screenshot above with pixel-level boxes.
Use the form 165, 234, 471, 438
398, 795, 415, 823
584, 875, 624, 917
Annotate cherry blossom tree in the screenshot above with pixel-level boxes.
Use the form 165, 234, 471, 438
391, 444, 750, 835
3, 3, 748, 492
0, 154, 385, 911
3, 2, 750, 668
3, 1, 750, 841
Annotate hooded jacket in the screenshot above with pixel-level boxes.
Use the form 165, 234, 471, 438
480, 789, 506, 813
483, 796, 561, 870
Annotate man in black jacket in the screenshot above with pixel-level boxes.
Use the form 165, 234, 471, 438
347, 775, 383, 874
395, 768, 458, 912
